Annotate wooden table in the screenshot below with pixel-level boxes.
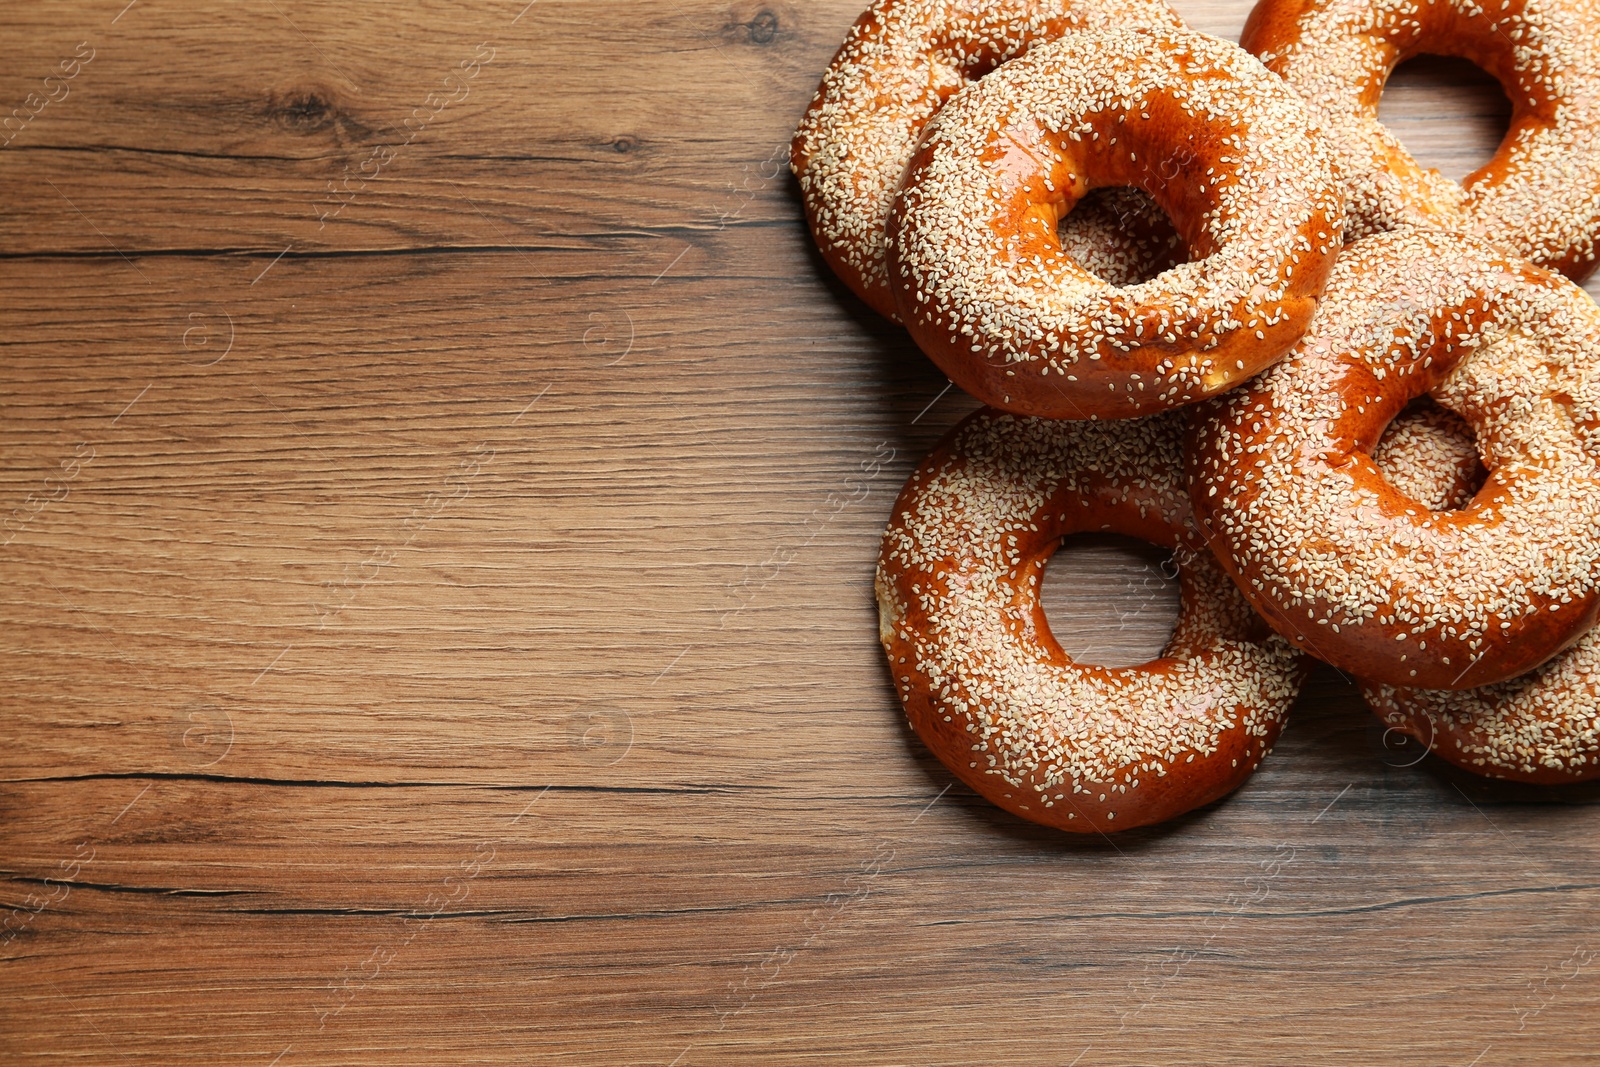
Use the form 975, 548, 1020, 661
3, 1, 1596, 1063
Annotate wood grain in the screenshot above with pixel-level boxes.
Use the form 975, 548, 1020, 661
3, 1, 1599, 1064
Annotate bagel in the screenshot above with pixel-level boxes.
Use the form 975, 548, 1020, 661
1189, 228, 1600, 690
887, 29, 1344, 420
876, 407, 1307, 833
1242, 0, 1600, 280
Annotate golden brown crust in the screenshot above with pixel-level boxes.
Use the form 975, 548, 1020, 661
1242, 0, 1600, 281
886, 29, 1344, 420
791, 0, 1186, 319
1189, 228, 1600, 691
1368, 408, 1600, 783
876, 407, 1308, 833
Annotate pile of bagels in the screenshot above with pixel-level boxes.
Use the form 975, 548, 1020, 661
790, 0, 1600, 832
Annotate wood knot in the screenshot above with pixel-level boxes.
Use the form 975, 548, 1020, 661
723, 4, 783, 46
746, 9, 779, 44
609, 135, 639, 154
268, 89, 336, 133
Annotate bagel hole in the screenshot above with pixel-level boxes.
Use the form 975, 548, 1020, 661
1377, 55, 1513, 182
1056, 186, 1187, 288
1040, 533, 1181, 668
1371, 395, 1489, 512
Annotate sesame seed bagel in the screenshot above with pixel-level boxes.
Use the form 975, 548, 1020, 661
1365, 627, 1600, 782
1366, 408, 1600, 783
1189, 228, 1600, 691
1242, 0, 1600, 281
791, 0, 1187, 320
886, 29, 1345, 420
876, 407, 1308, 833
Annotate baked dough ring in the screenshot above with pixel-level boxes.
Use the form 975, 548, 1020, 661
876, 407, 1307, 833
791, 0, 1186, 319
1190, 229, 1600, 690
1242, 0, 1600, 280
1365, 627, 1600, 783
887, 29, 1344, 420
1369, 405, 1600, 783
